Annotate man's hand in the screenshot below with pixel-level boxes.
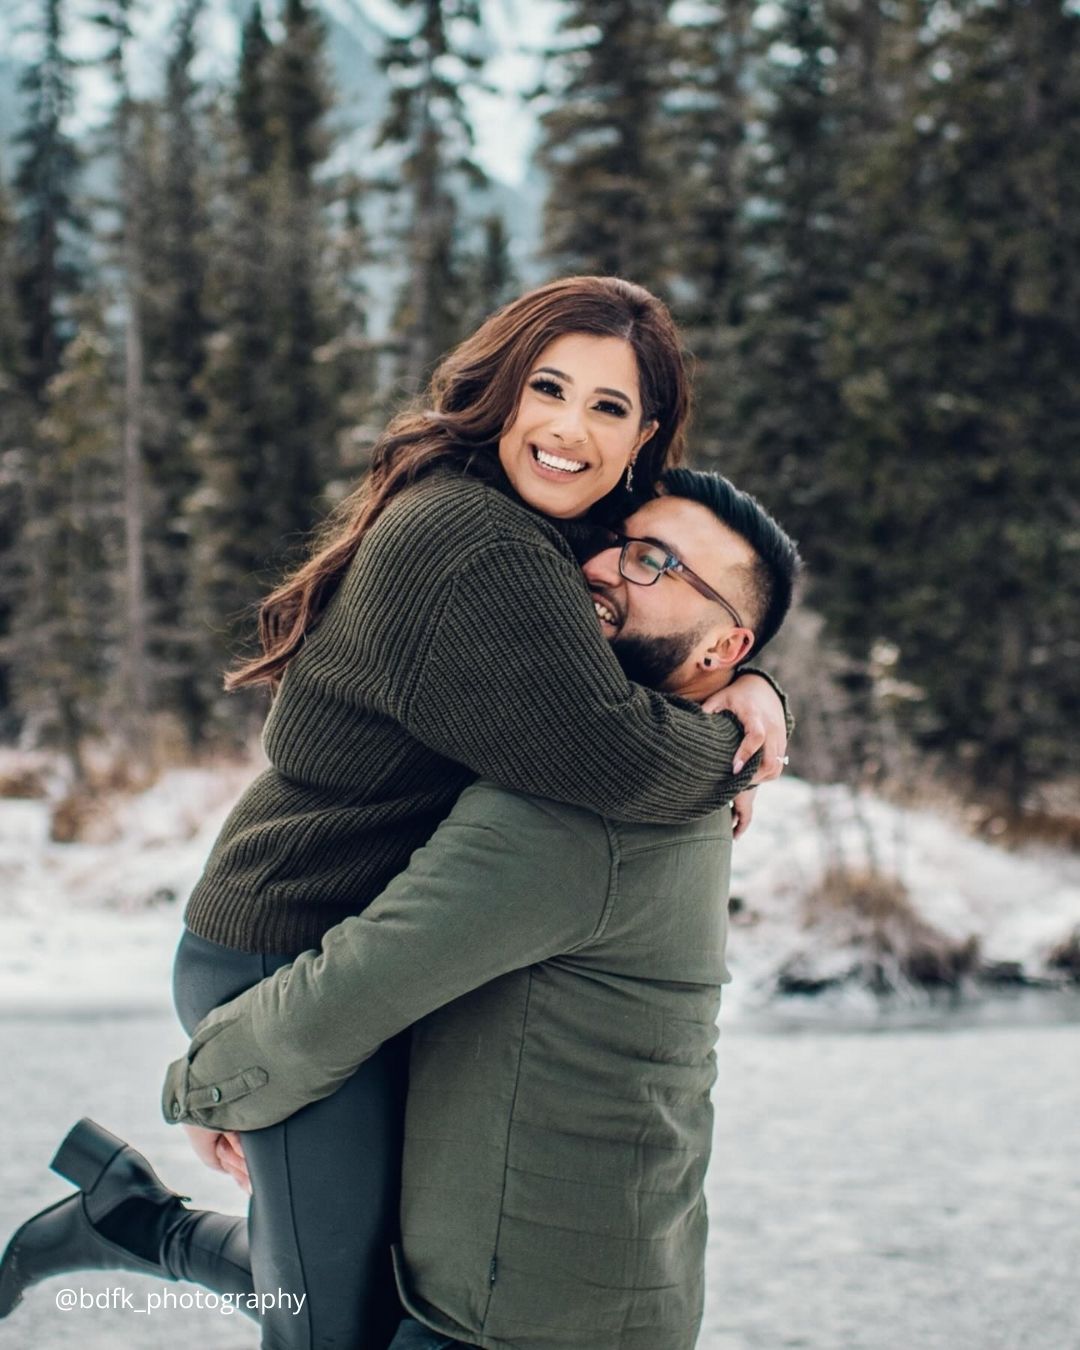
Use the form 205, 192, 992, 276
701, 673, 788, 784
731, 789, 756, 839
182, 1123, 251, 1195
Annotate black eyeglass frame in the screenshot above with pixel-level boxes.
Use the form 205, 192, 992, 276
605, 531, 745, 629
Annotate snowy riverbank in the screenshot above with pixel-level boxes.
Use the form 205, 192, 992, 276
0, 756, 1077, 1019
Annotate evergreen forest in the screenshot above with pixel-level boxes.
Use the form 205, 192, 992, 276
1, 0, 1077, 828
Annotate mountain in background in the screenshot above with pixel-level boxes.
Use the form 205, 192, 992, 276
0, 0, 545, 307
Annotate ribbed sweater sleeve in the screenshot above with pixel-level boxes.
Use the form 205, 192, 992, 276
403, 536, 756, 824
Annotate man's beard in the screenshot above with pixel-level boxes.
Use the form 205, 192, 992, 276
610, 628, 702, 689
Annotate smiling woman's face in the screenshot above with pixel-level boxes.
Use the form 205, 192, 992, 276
497, 333, 659, 519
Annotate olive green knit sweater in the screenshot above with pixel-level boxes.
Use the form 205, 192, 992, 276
183, 469, 783, 956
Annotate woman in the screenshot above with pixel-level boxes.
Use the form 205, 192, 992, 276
0, 277, 790, 1348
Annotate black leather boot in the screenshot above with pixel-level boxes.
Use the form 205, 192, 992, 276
0, 1117, 252, 1317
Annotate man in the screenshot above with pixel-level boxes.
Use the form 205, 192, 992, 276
162, 470, 801, 1350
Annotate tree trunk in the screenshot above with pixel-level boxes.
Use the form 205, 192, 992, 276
121, 253, 149, 744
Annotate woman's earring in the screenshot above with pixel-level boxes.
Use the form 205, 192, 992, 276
625, 459, 635, 492
703, 656, 714, 669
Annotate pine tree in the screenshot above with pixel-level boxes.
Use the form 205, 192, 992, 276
819, 0, 1080, 803
264, 0, 337, 535
147, 0, 213, 745
12, 0, 85, 405
0, 176, 23, 400
10, 296, 121, 777
0, 172, 32, 735
127, 95, 204, 750
377, 0, 488, 389
93, 0, 152, 748
536, 0, 677, 289
320, 175, 378, 500
186, 1, 345, 737
5, 0, 86, 745
142, 0, 210, 746
233, 0, 274, 173
717, 0, 848, 522
664, 0, 756, 446
463, 211, 517, 333
185, 4, 282, 737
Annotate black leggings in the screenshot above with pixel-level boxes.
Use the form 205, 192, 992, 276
169, 927, 408, 1350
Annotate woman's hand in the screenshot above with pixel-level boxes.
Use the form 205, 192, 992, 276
182, 1123, 252, 1195
701, 673, 788, 785
731, 789, 756, 839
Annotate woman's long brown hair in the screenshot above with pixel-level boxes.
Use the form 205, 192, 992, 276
225, 275, 693, 693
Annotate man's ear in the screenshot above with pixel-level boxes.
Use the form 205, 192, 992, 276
703, 628, 755, 671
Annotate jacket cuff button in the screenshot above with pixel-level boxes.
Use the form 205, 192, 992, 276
170, 1099, 181, 1119
211, 1087, 222, 1103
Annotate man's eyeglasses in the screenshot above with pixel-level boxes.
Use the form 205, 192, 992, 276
599, 531, 745, 629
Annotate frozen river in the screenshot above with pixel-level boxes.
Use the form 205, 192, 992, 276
1, 1001, 1077, 1350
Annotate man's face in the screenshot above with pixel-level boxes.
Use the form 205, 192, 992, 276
582, 495, 757, 692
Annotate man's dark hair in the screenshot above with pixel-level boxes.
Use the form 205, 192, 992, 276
658, 468, 802, 658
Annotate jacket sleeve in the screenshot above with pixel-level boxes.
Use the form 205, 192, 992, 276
162, 788, 609, 1132
402, 539, 779, 824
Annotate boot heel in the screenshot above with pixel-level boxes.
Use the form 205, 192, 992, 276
50, 1119, 125, 1192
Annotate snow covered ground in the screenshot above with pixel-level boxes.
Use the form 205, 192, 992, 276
1, 1009, 1077, 1350
1, 758, 1077, 1019
726, 778, 1080, 1018
0, 759, 258, 1013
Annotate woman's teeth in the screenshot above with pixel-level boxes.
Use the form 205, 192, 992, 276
533, 446, 586, 474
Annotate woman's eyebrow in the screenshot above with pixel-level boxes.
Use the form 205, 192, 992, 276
532, 366, 634, 406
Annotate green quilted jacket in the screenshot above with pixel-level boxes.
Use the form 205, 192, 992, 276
163, 781, 734, 1349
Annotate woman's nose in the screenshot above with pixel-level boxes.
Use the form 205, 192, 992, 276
550, 404, 588, 445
